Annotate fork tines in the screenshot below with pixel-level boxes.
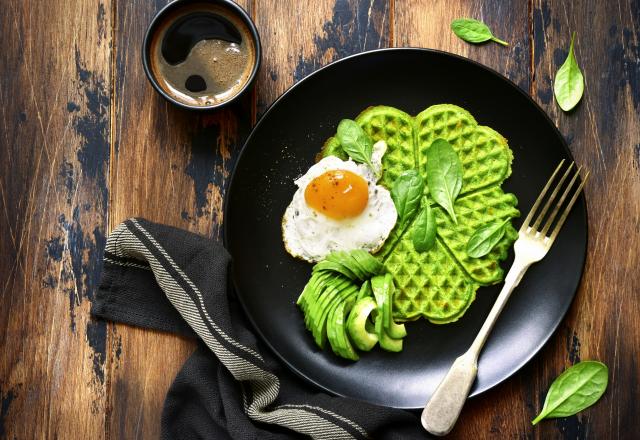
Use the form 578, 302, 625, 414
520, 160, 589, 243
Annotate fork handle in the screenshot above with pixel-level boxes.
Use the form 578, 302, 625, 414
421, 350, 478, 436
421, 256, 530, 436
469, 256, 530, 355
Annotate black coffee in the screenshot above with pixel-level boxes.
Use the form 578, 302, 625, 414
149, 2, 256, 107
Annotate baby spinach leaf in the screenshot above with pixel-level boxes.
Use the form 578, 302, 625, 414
532, 361, 608, 425
337, 119, 374, 169
451, 18, 509, 46
391, 170, 424, 228
466, 219, 510, 258
426, 139, 463, 224
412, 204, 437, 252
554, 33, 584, 112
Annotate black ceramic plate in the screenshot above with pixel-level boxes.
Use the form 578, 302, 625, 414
224, 48, 587, 409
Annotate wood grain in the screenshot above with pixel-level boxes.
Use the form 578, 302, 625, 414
0, 0, 111, 438
254, 0, 391, 115
106, 0, 252, 438
529, 0, 640, 438
0, 0, 638, 438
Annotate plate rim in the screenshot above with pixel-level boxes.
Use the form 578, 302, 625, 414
223, 47, 589, 409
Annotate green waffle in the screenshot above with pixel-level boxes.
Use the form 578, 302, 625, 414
322, 104, 519, 324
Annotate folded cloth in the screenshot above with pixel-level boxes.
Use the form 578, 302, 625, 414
92, 218, 426, 439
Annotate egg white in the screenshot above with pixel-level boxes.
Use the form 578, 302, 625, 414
282, 141, 397, 263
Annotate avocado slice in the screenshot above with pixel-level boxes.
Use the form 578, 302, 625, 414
298, 271, 332, 314
326, 299, 342, 356
346, 297, 378, 351
301, 272, 336, 329
356, 279, 373, 301
374, 310, 403, 352
312, 281, 358, 348
310, 276, 352, 324
308, 277, 352, 347
332, 298, 359, 360
382, 274, 407, 339
322, 250, 382, 281
371, 274, 406, 339
329, 251, 366, 280
326, 295, 352, 359
349, 250, 383, 278
313, 260, 358, 281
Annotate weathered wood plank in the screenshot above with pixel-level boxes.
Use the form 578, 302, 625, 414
107, 0, 252, 438
394, 0, 531, 92
530, 1, 640, 439
0, 0, 111, 438
255, 0, 391, 114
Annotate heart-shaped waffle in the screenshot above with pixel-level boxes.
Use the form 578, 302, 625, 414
322, 104, 519, 323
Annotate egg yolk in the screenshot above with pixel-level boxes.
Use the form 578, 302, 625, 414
304, 170, 369, 220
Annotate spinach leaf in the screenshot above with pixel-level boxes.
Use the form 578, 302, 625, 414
426, 139, 463, 224
532, 361, 608, 425
390, 170, 424, 228
336, 119, 374, 169
554, 33, 584, 112
412, 203, 437, 252
451, 18, 509, 46
466, 219, 510, 258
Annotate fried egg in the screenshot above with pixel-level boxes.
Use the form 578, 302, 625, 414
282, 141, 397, 262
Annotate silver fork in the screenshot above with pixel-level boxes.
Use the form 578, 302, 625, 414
421, 160, 589, 436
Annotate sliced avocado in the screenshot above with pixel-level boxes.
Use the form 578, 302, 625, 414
310, 276, 351, 324
313, 260, 358, 281
375, 311, 403, 352
386, 318, 407, 339
297, 272, 318, 306
326, 300, 342, 356
383, 274, 407, 339
333, 298, 359, 360
323, 250, 383, 281
304, 272, 335, 324
346, 297, 378, 351
309, 277, 352, 347
349, 250, 383, 278
298, 273, 325, 329
371, 274, 406, 339
298, 271, 332, 314
356, 280, 372, 301
330, 251, 367, 280
312, 281, 358, 348
370, 275, 389, 327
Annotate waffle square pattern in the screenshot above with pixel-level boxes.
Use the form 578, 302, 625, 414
322, 104, 520, 323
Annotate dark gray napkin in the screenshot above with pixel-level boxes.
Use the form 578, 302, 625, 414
92, 218, 426, 439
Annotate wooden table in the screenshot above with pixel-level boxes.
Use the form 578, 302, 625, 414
1, 0, 638, 438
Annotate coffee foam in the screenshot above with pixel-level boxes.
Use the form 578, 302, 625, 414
148, 2, 256, 107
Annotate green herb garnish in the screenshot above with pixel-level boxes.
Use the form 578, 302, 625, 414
336, 119, 374, 169
412, 203, 437, 252
390, 170, 425, 228
554, 33, 584, 112
426, 139, 463, 224
451, 18, 509, 46
532, 361, 608, 425
466, 219, 510, 258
